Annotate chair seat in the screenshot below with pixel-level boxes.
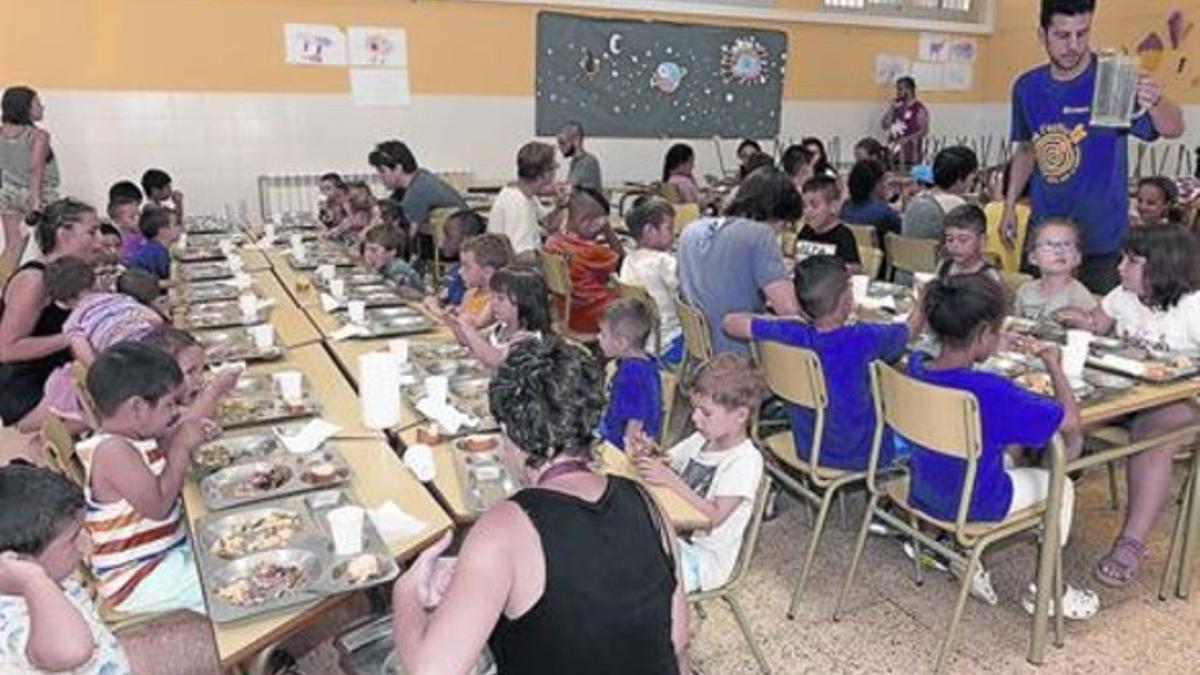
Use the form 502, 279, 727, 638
884, 476, 1043, 540
764, 432, 851, 480
1088, 425, 1131, 448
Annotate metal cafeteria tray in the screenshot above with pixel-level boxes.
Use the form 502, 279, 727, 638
452, 436, 517, 513
176, 280, 247, 304
182, 299, 269, 330
1086, 350, 1200, 383
175, 245, 227, 263
215, 374, 321, 428
199, 445, 353, 510
195, 326, 283, 364
287, 251, 358, 270
409, 342, 472, 363
183, 216, 234, 234
197, 489, 399, 623
192, 425, 290, 477
338, 307, 435, 338
180, 261, 235, 281
312, 270, 386, 290
329, 284, 408, 309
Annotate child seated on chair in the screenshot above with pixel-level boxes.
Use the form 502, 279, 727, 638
1132, 176, 1180, 228
630, 354, 765, 593
904, 273, 1096, 618
938, 204, 1001, 282
798, 176, 861, 273
1013, 219, 1096, 321
128, 207, 178, 281
108, 194, 143, 266
77, 342, 216, 616
723, 255, 918, 471
328, 190, 375, 243
0, 464, 132, 674
139, 327, 239, 422
438, 209, 486, 307
447, 267, 552, 369
455, 233, 514, 328
619, 196, 684, 366
363, 223, 424, 295
597, 298, 662, 451
544, 187, 624, 334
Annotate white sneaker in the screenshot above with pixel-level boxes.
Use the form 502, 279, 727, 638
1021, 583, 1100, 621
963, 566, 998, 606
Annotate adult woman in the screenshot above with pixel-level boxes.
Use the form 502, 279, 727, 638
735, 139, 762, 180
801, 136, 838, 179
0, 198, 99, 425
0, 87, 60, 273
840, 159, 901, 245
393, 338, 689, 675
662, 143, 701, 206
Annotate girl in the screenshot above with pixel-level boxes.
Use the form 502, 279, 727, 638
139, 327, 239, 422
0, 86, 60, 272
1132, 176, 1179, 227
736, 139, 763, 180
1056, 224, 1200, 587
661, 144, 712, 208
802, 136, 838, 179
905, 273, 1096, 618
448, 267, 552, 369
1013, 220, 1096, 320
317, 172, 349, 228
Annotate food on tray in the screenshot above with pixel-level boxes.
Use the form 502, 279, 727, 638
300, 461, 345, 485
1173, 355, 1194, 369
197, 444, 234, 469
344, 554, 383, 584
416, 424, 441, 445
1015, 372, 1053, 397
461, 435, 499, 453
228, 465, 291, 497
1146, 363, 1169, 380
216, 561, 307, 606
211, 512, 302, 559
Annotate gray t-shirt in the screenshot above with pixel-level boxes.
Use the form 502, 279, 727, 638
400, 168, 468, 228
1014, 278, 1098, 320
678, 217, 790, 355
568, 151, 603, 191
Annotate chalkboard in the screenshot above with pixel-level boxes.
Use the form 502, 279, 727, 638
535, 12, 787, 139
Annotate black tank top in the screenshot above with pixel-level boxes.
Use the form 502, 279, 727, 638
488, 476, 679, 675
0, 261, 70, 424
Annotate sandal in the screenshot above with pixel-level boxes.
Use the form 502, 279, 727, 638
1094, 536, 1149, 588
1021, 582, 1100, 621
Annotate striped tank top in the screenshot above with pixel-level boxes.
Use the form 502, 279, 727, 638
78, 433, 187, 609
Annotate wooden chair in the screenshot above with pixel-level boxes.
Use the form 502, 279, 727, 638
780, 230, 798, 258
613, 279, 663, 357
70, 361, 100, 429
836, 362, 1066, 674
884, 232, 939, 279
859, 246, 884, 279
690, 474, 774, 674
754, 340, 872, 618
428, 206, 459, 289
602, 359, 678, 447
673, 295, 714, 386
41, 416, 84, 487
845, 223, 878, 250
673, 202, 701, 235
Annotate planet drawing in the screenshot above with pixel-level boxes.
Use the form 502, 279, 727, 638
650, 61, 687, 94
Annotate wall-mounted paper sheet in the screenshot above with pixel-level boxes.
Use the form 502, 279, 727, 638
875, 54, 913, 84
349, 68, 411, 106
947, 37, 977, 64
348, 26, 408, 67
918, 32, 949, 63
943, 62, 973, 91
284, 23, 346, 66
911, 61, 945, 91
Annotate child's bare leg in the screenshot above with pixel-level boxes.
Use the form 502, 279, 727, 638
116, 610, 220, 675
1122, 402, 1198, 544
0, 212, 26, 276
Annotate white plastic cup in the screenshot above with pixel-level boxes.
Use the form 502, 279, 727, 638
218, 238, 235, 256
291, 242, 307, 261
317, 264, 336, 281
247, 324, 274, 349
272, 370, 304, 404
238, 294, 259, 321
178, 232, 189, 249
289, 233, 304, 250
271, 212, 283, 226
232, 273, 253, 290
327, 505, 365, 556
228, 255, 244, 273
348, 300, 367, 324
851, 275, 871, 302
1063, 330, 1093, 379
388, 338, 409, 365
330, 278, 346, 299
264, 222, 277, 241
426, 375, 449, 405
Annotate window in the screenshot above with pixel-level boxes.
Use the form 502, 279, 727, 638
824, 0, 979, 22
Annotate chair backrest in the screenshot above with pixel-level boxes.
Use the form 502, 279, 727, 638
780, 230, 798, 258
756, 339, 830, 467
710, 472, 774, 593
673, 295, 714, 364
41, 416, 84, 487
613, 279, 663, 356
673, 203, 701, 235
860, 246, 884, 279
845, 223, 878, 250
538, 249, 572, 297
884, 232, 939, 275
69, 362, 100, 429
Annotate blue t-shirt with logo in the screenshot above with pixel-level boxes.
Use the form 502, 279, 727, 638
751, 318, 908, 470
898, 353, 1064, 522
1011, 55, 1158, 255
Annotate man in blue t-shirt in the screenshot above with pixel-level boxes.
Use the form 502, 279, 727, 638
1001, 0, 1184, 293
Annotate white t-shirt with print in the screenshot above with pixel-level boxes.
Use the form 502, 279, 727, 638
667, 433, 763, 591
486, 186, 550, 255
1102, 288, 1200, 351
0, 578, 131, 674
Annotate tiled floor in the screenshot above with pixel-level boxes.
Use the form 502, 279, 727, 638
301, 467, 1200, 674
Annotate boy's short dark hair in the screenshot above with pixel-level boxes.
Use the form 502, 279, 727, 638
138, 206, 173, 239
462, 233, 514, 271
725, 167, 804, 223
141, 169, 172, 196
139, 326, 198, 356
848, 159, 886, 204
0, 465, 84, 556
107, 194, 140, 219
854, 137, 888, 163
378, 199, 411, 233
793, 255, 850, 319
99, 222, 121, 239
516, 142, 558, 181
117, 268, 162, 305
87, 342, 183, 419
801, 174, 841, 202
319, 172, 347, 189
445, 209, 486, 237
368, 140, 418, 173
626, 197, 676, 241
932, 146, 978, 190
942, 203, 987, 235
692, 353, 766, 413
602, 297, 653, 347
897, 76, 917, 90
1040, 0, 1094, 30
364, 223, 410, 259
108, 180, 143, 204
781, 144, 814, 179
45, 256, 95, 304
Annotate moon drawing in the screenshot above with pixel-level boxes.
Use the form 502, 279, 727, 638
609, 33, 624, 55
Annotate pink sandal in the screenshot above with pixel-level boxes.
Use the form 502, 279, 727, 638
1094, 536, 1148, 588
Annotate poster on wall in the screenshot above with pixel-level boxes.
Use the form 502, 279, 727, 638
875, 54, 912, 85
917, 33, 949, 63
942, 63, 973, 91
283, 23, 347, 66
349, 69, 411, 106
911, 61, 945, 91
348, 27, 408, 67
535, 12, 787, 138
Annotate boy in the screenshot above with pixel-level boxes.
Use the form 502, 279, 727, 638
330, 190, 375, 242
619, 197, 684, 365
631, 354, 765, 593
108, 194, 142, 265
79, 342, 214, 615
439, 209, 486, 307
363, 222, 424, 293
798, 175, 861, 273
901, 145, 977, 241
1014, 219, 1097, 320
455, 232, 514, 327
938, 204, 1001, 281
597, 298, 663, 450
0, 465, 131, 674
97, 222, 122, 267
723, 255, 916, 471
129, 206, 178, 280
108, 179, 143, 205
544, 187, 624, 334
141, 168, 183, 218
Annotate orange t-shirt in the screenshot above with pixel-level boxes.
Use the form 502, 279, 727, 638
545, 232, 619, 333
461, 287, 491, 324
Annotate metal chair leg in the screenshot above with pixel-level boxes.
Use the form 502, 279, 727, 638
1053, 542, 1065, 648
835, 493, 877, 621
1107, 461, 1121, 511
1160, 471, 1190, 600
838, 490, 848, 529
1177, 456, 1200, 599
909, 514, 925, 587
787, 491, 835, 619
725, 595, 771, 675
933, 547, 982, 674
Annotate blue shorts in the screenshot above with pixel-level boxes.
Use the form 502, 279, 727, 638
678, 539, 702, 593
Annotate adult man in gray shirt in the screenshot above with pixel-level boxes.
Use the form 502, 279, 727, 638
678, 168, 801, 354
556, 121, 603, 192
368, 140, 467, 231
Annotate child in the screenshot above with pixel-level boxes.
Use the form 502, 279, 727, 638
97, 222, 121, 268
631, 354, 765, 593
723, 255, 916, 471
108, 195, 142, 265
330, 190, 374, 242
1056, 225, 1200, 586
128, 206, 178, 280
1013, 219, 1097, 320
597, 298, 662, 450
139, 326, 238, 422
318, 173, 349, 229
544, 187, 624, 334
840, 159, 901, 247
363, 223, 424, 294
904, 273, 1095, 616
902, 146, 977, 240
618, 197, 684, 364
938, 203, 1001, 281
449, 267, 551, 369
78, 342, 213, 615
21, 259, 165, 433
141, 168, 183, 218
1132, 176, 1180, 227
798, 175, 861, 273
108, 179, 143, 205
454, 233, 513, 327
0, 465, 131, 673
439, 209, 487, 307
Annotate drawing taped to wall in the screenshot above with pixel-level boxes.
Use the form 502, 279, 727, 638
348, 27, 408, 67
284, 23, 346, 66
